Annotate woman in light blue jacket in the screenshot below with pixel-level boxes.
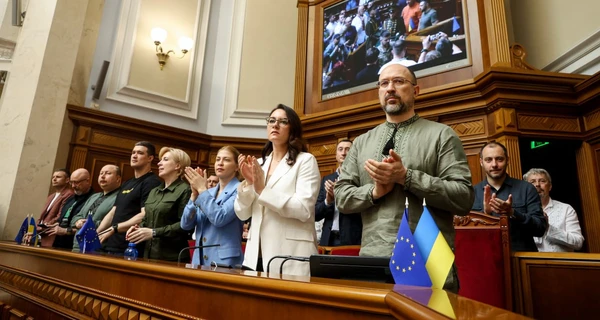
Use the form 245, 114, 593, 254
181, 146, 243, 267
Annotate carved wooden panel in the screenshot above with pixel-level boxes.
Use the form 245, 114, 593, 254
448, 119, 485, 138
584, 108, 600, 131
495, 135, 522, 179
577, 142, 600, 252
0, 268, 196, 320
518, 114, 580, 132
309, 142, 337, 157
70, 146, 88, 172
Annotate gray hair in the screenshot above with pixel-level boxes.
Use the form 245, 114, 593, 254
523, 168, 552, 184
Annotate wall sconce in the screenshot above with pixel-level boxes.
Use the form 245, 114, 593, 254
151, 27, 193, 70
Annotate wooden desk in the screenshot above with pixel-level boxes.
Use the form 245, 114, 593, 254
512, 252, 600, 319
0, 242, 528, 319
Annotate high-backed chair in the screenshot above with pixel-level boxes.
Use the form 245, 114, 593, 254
454, 211, 512, 310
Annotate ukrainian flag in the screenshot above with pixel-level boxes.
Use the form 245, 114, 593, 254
401, 287, 456, 319
414, 199, 454, 289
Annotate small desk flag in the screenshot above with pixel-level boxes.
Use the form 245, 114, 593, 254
28, 215, 38, 246
76, 213, 101, 253
414, 199, 455, 289
389, 199, 432, 286
14, 215, 29, 244
452, 16, 460, 33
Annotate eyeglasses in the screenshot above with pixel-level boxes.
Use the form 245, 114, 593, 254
376, 77, 416, 89
528, 179, 549, 184
266, 117, 289, 127
70, 178, 89, 186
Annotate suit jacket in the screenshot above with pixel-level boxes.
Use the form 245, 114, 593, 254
38, 188, 74, 247
315, 171, 362, 246
234, 152, 320, 276
181, 177, 243, 267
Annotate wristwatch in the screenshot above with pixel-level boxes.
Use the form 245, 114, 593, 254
66, 227, 73, 235
112, 224, 118, 233
152, 229, 157, 238
421, 48, 428, 53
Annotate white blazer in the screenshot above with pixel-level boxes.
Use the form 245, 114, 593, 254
234, 151, 320, 276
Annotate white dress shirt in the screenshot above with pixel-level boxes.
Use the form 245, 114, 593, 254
534, 198, 584, 252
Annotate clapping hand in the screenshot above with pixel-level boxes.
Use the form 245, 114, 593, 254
184, 167, 207, 200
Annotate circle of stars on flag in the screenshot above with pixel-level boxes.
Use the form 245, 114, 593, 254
390, 236, 417, 273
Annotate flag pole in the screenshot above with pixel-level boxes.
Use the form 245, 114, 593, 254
422, 197, 426, 207
405, 197, 409, 208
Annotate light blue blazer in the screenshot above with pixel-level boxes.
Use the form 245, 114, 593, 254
181, 177, 243, 267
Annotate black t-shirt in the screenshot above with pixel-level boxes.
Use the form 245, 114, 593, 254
104, 171, 162, 253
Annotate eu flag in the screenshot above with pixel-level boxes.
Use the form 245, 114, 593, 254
389, 205, 432, 287
414, 200, 454, 289
452, 16, 460, 33
76, 214, 101, 253
28, 216, 37, 246
14, 215, 29, 244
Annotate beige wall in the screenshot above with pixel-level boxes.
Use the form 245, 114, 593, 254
237, 0, 298, 113
129, 0, 197, 100
510, 0, 600, 70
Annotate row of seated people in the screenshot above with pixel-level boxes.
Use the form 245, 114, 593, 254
26, 64, 584, 291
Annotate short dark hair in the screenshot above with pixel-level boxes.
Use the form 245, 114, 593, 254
435, 38, 453, 57
381, 30, 391, 38
392, 40, 407, 55
479, 141, 508, 158
135, 141, 156, 157
261, 104, 306, 166
365, 48, 378, 64
338, 139, 353, 146
54, 168, 71, 178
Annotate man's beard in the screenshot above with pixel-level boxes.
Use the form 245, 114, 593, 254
382, 102, 409, 115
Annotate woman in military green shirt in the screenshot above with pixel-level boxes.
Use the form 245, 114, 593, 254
126, 147, 191, 261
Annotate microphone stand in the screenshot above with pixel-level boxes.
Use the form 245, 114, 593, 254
280, 256, 310, 275
177, 244, 220, 267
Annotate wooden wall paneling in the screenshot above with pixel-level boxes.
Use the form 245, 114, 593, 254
576, 142, 600, 253
513, 252, 600, 319
293, 1, 309, 117
495, 135, 522, 179
483, 0, 511, 68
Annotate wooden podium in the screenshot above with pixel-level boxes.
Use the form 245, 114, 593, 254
0, 242, 527, 319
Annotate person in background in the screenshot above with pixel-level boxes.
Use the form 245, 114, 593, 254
235, 104, 320, 276
126, 147, 191, 261
181, 146, 244, 267
472, 142, 547, 252
71, 164, 122, 252
315, 140, 362, 247
37, 169, 73, 247
97, 141, 162, 254
523, 168, 584, 252
48, 168, 95, 249
206, 174, 219, 189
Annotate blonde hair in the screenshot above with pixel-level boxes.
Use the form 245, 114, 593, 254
217, 145, 243, 181
159, 147, 191, 177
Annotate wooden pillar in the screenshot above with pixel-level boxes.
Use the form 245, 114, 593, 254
496, 135, 522, 179
488, 106, 521, 178
576, 142, 600, 252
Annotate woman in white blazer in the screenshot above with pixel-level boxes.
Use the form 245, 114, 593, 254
234, 104, 320, 276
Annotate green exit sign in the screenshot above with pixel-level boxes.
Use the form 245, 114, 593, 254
530, 141, 550, 149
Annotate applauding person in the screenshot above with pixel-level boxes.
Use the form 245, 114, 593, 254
234, 104, 320, 276
126, 147, 191, 261
181, 146, 244, 267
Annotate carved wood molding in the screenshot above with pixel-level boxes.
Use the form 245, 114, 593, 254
448, 119, 485, 137
0, 266, 199, 320
510, 44, 536, 70
309, 142, 338, 157
453, 215, 498, 227
518, 114, 581, 132
491, 108, 518, 133
584, 108, 600, 132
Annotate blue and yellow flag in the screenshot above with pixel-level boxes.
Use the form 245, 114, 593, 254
14, 215, 29, 244
414, 199, 454, 289
389, 200, 432, 287
409, 18, 417, 32
76, 213, 101, 253
28, 216, 38, 246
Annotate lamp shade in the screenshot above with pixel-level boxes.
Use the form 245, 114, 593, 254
151, 27, 167, 43
178, 37, 193, 51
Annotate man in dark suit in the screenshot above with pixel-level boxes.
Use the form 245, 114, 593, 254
315, 140, 362, 246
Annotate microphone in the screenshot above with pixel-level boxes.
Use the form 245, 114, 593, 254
177, 244, 220, 267
266, 255, 291, 274
280, 256, 310, 275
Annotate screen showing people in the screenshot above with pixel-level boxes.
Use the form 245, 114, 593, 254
322, 0, 468, 100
